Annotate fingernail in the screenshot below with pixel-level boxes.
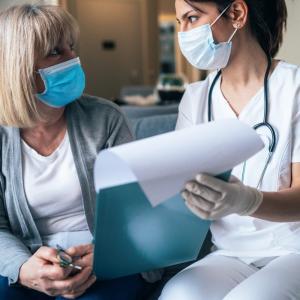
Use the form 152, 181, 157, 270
181, 191, 187, 199
196, 174, 203, 182
185, 183, 191, 190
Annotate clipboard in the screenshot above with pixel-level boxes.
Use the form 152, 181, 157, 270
93, 172, 231, 279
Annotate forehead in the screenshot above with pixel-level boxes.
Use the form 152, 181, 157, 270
175, 0, 194, 13
175, 0, 196, 17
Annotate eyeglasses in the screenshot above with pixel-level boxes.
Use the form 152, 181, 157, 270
56, 244, 82, 271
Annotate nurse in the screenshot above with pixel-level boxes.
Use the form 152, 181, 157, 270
160, 0, 300, 299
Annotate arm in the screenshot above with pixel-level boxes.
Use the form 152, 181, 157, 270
253, 162, 300, 222
105, 108, 134, 147
0, 178, 32, 284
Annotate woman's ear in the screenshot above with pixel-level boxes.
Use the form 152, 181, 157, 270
227, 0, 248, 29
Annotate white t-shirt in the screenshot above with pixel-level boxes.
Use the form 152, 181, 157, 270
177, 61, 300, 263
21, 132, 92, 247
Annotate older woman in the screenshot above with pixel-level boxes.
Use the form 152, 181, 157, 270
0, 4, 148, 300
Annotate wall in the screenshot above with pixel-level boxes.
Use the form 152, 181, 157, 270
159, 0, 174, 15
277, 0, 300, 65
0, 0, 58, 10
66, 0, 159, 99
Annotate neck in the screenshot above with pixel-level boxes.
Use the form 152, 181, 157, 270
21, 108, 66, 141
222, 37, 269, 87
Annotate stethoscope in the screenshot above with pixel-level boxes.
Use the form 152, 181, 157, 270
207, 57, 277, 188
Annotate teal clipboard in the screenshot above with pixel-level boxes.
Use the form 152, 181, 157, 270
93, 171, 231, 279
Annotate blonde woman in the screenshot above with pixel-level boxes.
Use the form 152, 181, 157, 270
0, 4, 148, 300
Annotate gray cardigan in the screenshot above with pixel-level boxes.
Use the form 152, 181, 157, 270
0, 95, 133, 284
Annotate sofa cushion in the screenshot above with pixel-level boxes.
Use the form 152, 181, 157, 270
129, 114, 177, 140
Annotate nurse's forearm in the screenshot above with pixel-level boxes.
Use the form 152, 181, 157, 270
252, 186, 300, 222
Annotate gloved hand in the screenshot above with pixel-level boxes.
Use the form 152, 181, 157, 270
182, 174, 263, 220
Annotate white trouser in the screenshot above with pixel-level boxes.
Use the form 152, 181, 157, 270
159, 253, 300, 300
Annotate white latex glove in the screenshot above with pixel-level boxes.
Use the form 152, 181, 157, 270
182, 174, 263, 220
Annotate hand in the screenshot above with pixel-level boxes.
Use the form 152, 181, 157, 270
66, 244, 94, 269
182, 174, 263, 220
19, 246, 96, 299
62, 244, 95, 299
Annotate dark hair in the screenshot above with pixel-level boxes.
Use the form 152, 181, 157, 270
185, 0, 287, 57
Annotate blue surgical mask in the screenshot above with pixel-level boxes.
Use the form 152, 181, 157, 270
36, 57, 86, 108
178, 5, 238, 70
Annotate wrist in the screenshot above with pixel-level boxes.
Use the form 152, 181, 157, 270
240, 186, 263, 216
18, 260, 31, 287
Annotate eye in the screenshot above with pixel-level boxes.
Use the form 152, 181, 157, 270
48, 47, 61, 57
188, 16, 199, 24
70, 43, 75, 51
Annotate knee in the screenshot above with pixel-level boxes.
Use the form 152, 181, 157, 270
159, 269, 210, 300
159, 277, 197, 300
223, 283, 286, 300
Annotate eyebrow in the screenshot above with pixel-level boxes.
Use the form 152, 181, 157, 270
176, 9, 194, 23
184, 1, 206, 14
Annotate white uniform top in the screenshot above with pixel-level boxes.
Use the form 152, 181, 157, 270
176, 61, 300, 263
21, 132, 93, 248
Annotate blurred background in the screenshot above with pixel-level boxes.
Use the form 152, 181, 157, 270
0, 0, 300, 106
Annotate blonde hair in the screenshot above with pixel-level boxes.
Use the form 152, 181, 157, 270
0, 4, 79, 128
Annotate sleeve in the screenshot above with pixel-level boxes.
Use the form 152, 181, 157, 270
105, 107, 134, 148
292, 86, 300, 162
175, 86, 194, 131
0, 175, 32, 285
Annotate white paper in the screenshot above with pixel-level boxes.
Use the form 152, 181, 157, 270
94, 119, 264, 206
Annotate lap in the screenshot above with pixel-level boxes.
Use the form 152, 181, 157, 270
160, 253, 300, 300
58, 274, 150, 300
0, 276, 51, 300
224, 253, 300, 300
0, 274, 150, 300
159, 254, 256, 300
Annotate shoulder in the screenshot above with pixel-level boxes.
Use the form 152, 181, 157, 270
181, 71, 218, 106
67, 95, 133, 145
185, 72, 217, 96
178, 72, 217, 119
273, 61, 300, 85
72, 94, 125, 118
67, 94, 128, 129
0, 126, 12, 142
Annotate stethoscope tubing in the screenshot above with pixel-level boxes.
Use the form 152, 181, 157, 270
207, 56, 277, 187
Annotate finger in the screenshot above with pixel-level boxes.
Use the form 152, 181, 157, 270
52, 267, 93, 294
185, 201, 212, 220
183, 191, 215, 211
40, 264, 72, 281
229, 175, 240, 183
185, 181, 222, 202
62, 275, 96, 299
62, 291, 85, 299
66, 244, 94, 257
195, 174, 229, 193
73, 253, 93, 268
36, 247, 60, 264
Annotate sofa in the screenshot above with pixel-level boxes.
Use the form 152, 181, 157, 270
121, 105, 178, 140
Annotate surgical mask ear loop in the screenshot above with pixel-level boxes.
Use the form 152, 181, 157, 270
227, 25, 239, 43
210, 3, 238, 43
210, 3, 232, 27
